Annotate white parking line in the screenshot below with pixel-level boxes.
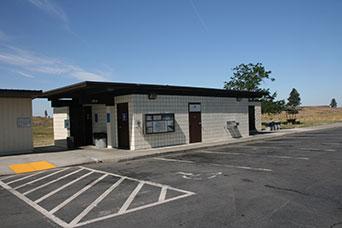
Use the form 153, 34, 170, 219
118, 181, 144, 214
49, 173, 108, 214
6, 171, 45, 185
154, 157, 272, 172
154, 157, 195, 163
158, 186, 167, 202
14, 168, 69, 190
0, 175, 16, 181
299, 148, 336, 152
23, 168, 84, 195
199, 150, 309, 160
35, 171, 94, 204
0, 166, 195, 228
70, 177, 125, 226
75, 190, 194, 227
0, 179, 70, 228
211, 163, 272, 172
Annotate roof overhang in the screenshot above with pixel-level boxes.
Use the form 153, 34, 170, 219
41, 81, 265, 98
0, 89, 42, 98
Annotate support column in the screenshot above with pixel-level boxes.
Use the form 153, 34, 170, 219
106, 106, 115, 148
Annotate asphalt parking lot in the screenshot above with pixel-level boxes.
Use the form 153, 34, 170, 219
1, 127, 342, 228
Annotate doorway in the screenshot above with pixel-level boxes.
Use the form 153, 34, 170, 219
117, 103, 130, 149
189, 103, 202, 143
69, 105, 93, 147
248, 105, 256, 134
83, 106, 93, 145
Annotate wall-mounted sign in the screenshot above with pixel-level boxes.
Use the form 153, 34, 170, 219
189, 103, 201, 112
64, 119, 70, 129
17, 117, 31, 128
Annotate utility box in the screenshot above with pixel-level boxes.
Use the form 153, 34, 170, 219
226, 121, 242, 138
93, 132, 107, 149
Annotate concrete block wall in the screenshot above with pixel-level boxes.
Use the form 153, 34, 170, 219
51, 96, 261, 151
89, 104, 107, 133
131, 95, 189, 150
0, 98, 33, 154
53, 107, 70, 148
130, 94, 251, 150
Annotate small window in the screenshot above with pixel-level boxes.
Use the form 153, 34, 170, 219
145, 113, 175, 134
94, 113, 98, 123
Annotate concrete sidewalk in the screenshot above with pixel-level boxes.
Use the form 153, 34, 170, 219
1, 123, 342, 176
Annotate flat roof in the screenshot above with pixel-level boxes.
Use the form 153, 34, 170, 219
41, 81, 265, 99
0, 89, 42, 98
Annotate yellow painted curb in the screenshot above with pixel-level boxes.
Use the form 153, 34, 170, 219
9, 161, 56, 174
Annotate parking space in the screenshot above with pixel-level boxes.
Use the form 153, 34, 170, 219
0, 166, 194, 228
1, 127, 342, 228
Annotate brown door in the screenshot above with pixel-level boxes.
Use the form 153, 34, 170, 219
189, 103, 202, 143
117, 103, 130, 149
84, 106, 93, 145
248, 105, 256, 133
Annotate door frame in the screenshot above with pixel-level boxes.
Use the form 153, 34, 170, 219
188, 103, 202, 143
117, 102, 130, 149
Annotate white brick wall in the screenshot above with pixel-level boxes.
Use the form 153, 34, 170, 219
130, 94, 253, 150
51, 96, 261, 150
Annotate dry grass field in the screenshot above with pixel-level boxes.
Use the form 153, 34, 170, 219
262, 106, 342, 128
32, 117, 54, 147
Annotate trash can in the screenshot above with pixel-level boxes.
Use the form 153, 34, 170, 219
67, 136, 75, 149
93, 132, 107, 149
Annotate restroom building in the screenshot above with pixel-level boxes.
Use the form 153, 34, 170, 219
0, 89, 42, 155
42, 81, 263, 150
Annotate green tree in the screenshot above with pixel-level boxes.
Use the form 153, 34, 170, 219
262, 93, 286, 114
287, 88, 301, 107
224, 63, 285, 114
224, 63, 274, 92
286, 88, 301, 123
330, 98, 337, 108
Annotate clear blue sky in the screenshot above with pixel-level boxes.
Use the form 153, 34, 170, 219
0, 0, 341, 116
